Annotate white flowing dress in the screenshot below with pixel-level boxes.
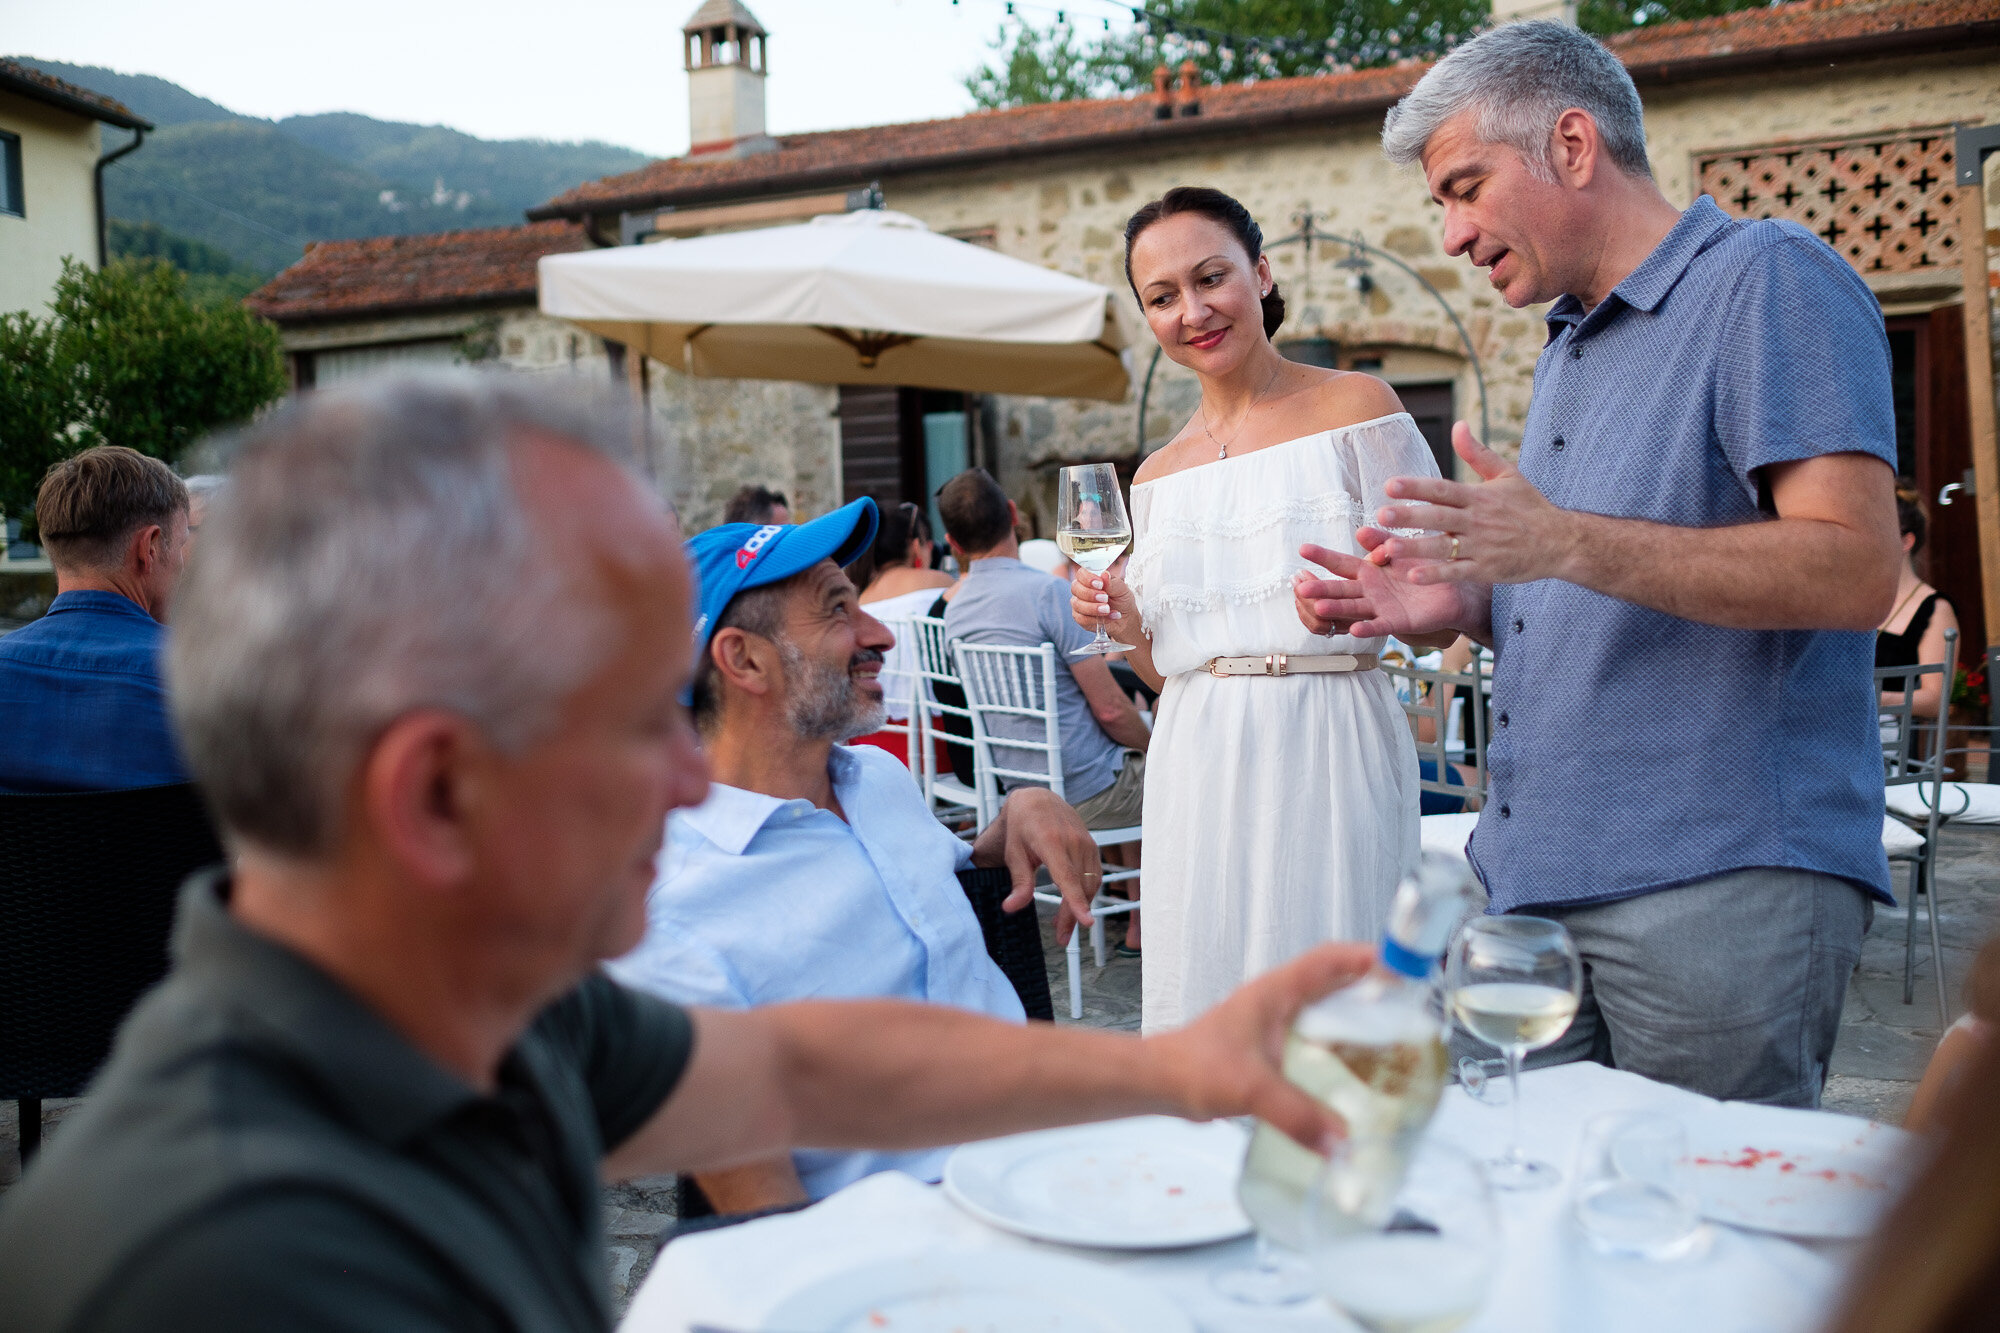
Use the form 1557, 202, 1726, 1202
1126, 413, 1437, 1033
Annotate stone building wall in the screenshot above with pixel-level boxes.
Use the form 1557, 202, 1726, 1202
277, 307, 842, 532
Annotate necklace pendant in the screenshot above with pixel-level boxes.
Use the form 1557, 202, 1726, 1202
1217, 442, 1227, 460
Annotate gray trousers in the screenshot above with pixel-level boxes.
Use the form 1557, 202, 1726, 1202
1454, 868, 1873, 1109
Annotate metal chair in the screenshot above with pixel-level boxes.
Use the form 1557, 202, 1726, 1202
904, 616, 985, 829
1876, 627, 1956, 1025
951, 640, 1141, 1020
0, 783, 225, 1162
869, 615, 922, 767
1383, 643, 1489, 864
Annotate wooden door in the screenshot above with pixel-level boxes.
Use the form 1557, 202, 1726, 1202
1392, 381, 1457, 481
838, 386, 924, 510
1888, 309, 1984, 660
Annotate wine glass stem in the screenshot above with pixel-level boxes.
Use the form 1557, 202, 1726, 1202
1505, 1044, 1526, 1162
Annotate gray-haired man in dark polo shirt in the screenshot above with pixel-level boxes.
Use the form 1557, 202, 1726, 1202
0, 374, 1372, 1332
1295, 22, 1900, 1109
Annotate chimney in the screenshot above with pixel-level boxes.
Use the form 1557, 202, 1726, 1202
1177, 59, 1201, 118
683, 0, 772, 157
1153, 65, 1173, 120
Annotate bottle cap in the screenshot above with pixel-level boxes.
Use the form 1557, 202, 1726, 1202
1379, 935, 1432, 980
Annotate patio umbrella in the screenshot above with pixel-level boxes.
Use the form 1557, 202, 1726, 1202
537, 209, 1130, 402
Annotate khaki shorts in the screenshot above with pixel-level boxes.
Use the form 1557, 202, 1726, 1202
1072, 750, 1146, 831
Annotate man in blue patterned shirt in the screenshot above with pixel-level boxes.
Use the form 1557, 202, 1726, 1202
1296, 21, 1899, 1107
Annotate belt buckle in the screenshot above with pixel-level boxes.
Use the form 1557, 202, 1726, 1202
1266, 653, 1288, 677
1207, 657, 1226, 678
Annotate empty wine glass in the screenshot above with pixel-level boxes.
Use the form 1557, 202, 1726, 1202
1447, 916, 1582, 1190
1572, 1112, 1703, 1260
1056, 462, 1132, 657
1306, 1137, 1497, 1333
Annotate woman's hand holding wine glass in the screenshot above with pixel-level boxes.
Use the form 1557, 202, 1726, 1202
1058, 463, 1136, 657
1069, 565, 1143, 649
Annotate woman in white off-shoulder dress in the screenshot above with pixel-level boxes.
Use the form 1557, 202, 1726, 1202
1074, 188, 1451, 1032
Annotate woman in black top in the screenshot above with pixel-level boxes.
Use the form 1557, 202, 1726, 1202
1876, 486, 1959, 717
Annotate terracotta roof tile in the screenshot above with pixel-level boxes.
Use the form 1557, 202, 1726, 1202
0, 58, 150, 130
532, 0, 1997, 220
1603, 0, 2000, 79
243, 220, 592, 324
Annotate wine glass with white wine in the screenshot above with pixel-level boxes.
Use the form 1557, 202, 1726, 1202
1056, 462, 1133, 657
1446, 916, 1582, 1191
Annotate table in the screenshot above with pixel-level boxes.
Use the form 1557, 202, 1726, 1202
622, 1062, 1859, 1333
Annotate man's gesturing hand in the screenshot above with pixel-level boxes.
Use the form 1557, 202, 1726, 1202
977, 786, 1099, 944
1368, 423, 1577, 587
1292, 531, 1467, 640
1149, 943, 1375, 1152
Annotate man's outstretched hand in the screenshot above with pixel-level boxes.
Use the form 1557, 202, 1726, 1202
1293, 530, 1469, 640
1149, 942, 1375, 1153
976, 786, 1098, 945
1366, 422, 1576, 587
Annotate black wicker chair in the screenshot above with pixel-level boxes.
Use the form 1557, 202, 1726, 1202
953, 864, 1056, 1023
1, 783, 224, 1162
668, 864, 1056, 1230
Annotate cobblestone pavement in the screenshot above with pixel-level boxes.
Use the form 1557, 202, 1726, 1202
6, 826, 1995, 1320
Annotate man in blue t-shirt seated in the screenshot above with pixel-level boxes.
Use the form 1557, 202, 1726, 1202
609, 500, 1104, 1214
0, 446, 192, 792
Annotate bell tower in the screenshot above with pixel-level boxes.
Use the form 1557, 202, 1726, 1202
683, 0, 770, 156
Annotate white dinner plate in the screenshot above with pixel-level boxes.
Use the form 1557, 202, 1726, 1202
1683, 1101, 1917, 1239
942, 1115, 1252, 1249
759, 1246, 1195, 1333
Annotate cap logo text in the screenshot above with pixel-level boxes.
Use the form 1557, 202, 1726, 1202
735, 525, 782, 569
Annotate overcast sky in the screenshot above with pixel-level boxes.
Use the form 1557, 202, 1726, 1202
6, 0, 1136, 159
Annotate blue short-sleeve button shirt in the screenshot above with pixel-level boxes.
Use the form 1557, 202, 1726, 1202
1471, 197, 1896, 914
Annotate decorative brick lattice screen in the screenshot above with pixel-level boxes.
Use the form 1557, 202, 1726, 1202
1697, 131, 1960, 275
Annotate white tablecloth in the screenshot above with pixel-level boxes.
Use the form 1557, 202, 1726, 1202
622, 1062, 1855, 1333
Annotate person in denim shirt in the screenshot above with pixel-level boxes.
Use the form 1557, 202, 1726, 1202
0, 446, 191, 792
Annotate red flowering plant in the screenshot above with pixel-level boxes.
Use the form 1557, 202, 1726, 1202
1952, 661, 1989, 713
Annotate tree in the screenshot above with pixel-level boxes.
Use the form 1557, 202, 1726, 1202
965, 22, 1119, 110
0, 258, 287, 533
965, 0, 1791, 109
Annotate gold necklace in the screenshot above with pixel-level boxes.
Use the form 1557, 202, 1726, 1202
1880, 579, 1925, 633
1199, 362, 1284, 460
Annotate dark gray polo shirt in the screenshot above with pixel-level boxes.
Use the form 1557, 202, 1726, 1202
0, 871, 693, 1332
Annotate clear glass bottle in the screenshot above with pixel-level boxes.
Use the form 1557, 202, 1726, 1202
1236, 853, 1478, 1252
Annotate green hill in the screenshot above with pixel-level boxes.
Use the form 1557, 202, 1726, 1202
12, 57, 246, 126
7, 58, 650, 280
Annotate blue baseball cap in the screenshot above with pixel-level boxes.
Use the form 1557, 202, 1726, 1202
686, 497, 879, 670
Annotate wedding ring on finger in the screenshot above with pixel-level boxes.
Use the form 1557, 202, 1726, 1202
1449, 535, 1462, 562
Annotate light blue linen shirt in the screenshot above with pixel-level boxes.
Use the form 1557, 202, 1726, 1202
606, 743, 1024, 1199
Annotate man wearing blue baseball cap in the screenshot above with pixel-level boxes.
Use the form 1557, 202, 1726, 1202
612, 497, 1109, 1214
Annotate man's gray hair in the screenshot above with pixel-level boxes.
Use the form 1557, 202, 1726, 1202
168, 371, 655, 858
1382, 20, 1651, 183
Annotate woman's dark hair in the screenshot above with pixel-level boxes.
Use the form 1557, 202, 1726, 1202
1895, 485, 1928, 555
851, 501, 932, 590
1123, 186, 1286, 339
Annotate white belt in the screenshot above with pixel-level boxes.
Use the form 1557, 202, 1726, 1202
1204, 652, 1378, 678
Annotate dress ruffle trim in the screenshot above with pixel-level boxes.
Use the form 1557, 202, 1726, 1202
1135, 564, 1308, 618
1140, 492, 1366, 544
